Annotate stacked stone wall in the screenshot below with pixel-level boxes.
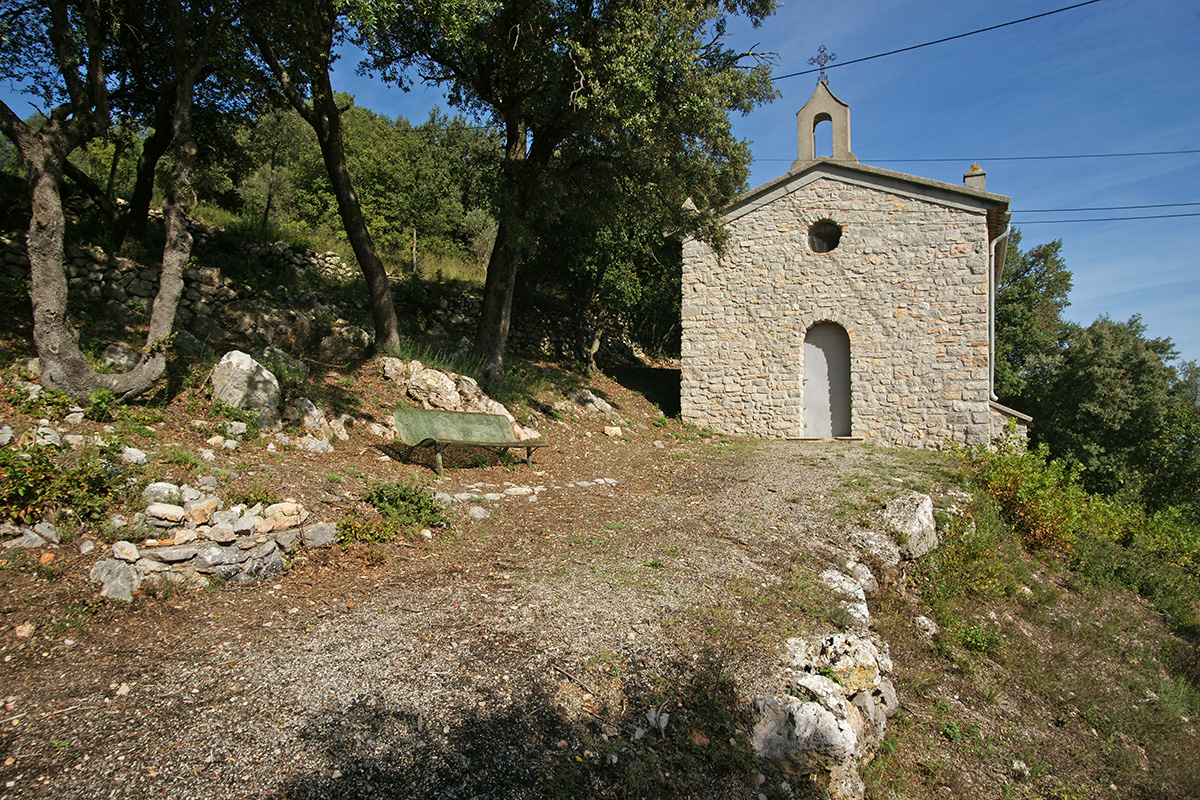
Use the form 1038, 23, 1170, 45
682, 175, 992, 447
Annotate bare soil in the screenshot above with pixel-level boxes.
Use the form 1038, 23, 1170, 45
0, 364, 1197, 800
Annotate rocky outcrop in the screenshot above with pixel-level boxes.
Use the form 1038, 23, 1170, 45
753, 633, 898, 800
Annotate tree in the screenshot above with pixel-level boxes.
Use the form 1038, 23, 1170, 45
993, 230, 1074, 409
358, 0, 777, 381
1034, 315, 1178, 498
245, 0, 403, 354
0, 0, 224, 400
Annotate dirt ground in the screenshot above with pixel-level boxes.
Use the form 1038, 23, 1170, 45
0, 365, 1197, 800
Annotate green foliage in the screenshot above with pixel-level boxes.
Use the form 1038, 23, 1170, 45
913, 491, 1024, 605
340, 479, 447, 543
961, 434, 1200, 636
85, 388, 119, 422
0, 443, 122, 525
960, 433, 1085, 553
994, 232, 1073, 405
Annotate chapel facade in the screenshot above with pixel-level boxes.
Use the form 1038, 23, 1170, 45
681, 82, 1023, 447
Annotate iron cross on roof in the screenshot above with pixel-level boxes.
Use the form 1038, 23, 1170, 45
809, 45, 837, 84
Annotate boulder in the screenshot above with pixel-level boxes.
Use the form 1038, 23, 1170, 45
408, 368, 461, 410
210, 350, 281, 427
752, 695, 859, 775
142, 482, 182, 504
882, 492, 938, 559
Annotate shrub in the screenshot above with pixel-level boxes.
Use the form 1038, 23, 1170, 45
0, 443, 122, 524
959, 433, 1085, 553
339, 479, 447, 544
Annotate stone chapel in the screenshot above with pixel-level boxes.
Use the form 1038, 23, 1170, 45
680, 82, 1028, 447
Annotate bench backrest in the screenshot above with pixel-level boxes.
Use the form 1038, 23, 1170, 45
393, 406, 519, 447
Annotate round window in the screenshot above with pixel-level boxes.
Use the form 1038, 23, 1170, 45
808, 219, 842, 253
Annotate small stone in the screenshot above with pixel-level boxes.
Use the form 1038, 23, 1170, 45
653, 440, 665, 449
33, 426, 61, 448
146, 503, 186, 524
205, 523, 236, 543
468, 506, 490, 520
1011, 760, 1030, 780
184, 497, 220, 525
112, 541, 139, 563
172, 530, 197, 545
3, 531, 46, 549
64, 412, 85, 425
121, 447, 147, 465
302, 523, 337, 549
0, 426, 12, 445
274, 530, 300, 553
142, 482, 181, 504
503, 486, 532, 496
89, 559, 140, 602
603, 426, 622, 437
79, 540, 95, 555
14, 622, 34, 638
32, 521, 58, 544
915, 615, 939, 640
206, 434, 224, 447
420, 529, 433, 541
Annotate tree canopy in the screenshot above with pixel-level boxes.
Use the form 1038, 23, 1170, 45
356, 0, 778, 379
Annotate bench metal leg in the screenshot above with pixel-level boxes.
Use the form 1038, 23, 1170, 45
525, 447, 533, 468
434, 442, 444, 477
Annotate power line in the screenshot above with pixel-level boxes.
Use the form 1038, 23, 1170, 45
755, 149, 1200, 163
772, 0, 1106, 81
1018, 202, 1200, 213
1012, 212, 1200, 224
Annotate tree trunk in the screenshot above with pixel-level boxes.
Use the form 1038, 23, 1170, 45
120, 95, 174, 245
472, 120, 531, 384
311, 87, 402, 354
250, 2, 403, 356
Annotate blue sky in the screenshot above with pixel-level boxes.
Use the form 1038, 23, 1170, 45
330, 0, 1200, 364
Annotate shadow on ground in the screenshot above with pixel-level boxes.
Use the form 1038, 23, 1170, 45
276, 654, 795, 800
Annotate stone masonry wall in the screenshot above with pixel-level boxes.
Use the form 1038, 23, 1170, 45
682, 175, 992, 448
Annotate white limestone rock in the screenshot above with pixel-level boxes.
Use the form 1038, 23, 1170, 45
210, 350, 281, 427
882, 492, 938, 559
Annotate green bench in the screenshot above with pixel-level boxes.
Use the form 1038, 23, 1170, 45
391, 406, 546, 477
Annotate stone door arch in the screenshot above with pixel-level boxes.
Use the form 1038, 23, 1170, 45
803, 322, 851, 437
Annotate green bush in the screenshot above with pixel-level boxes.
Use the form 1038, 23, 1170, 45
0, 443, 122, 524
959, 432, 1087, 553
339, 479, 446, 544
961, 432, 1200, 636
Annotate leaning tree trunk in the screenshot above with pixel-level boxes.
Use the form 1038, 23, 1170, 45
311, 87, 402, 355
250, 2, 403, 356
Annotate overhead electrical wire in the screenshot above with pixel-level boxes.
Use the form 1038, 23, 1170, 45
754, 149, 1200, 163
1011, 212, 1200, 224
1017, 202, 1200, 213
771, 0, 1107, 81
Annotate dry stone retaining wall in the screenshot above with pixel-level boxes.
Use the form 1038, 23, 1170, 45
682, 175, 993, 447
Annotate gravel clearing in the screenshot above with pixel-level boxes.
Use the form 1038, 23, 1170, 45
0, 369, 938, 799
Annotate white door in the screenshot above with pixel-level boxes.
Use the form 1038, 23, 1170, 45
803, 322, 851, 437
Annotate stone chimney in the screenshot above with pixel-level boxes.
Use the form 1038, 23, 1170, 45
963, 162, 986, 191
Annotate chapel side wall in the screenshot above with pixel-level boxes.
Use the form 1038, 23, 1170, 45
681, 177, 993, 447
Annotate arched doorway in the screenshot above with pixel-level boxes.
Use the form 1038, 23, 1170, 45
803, 322, 851, 437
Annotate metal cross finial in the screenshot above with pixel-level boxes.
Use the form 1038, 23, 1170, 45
809, 45, 837, 84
